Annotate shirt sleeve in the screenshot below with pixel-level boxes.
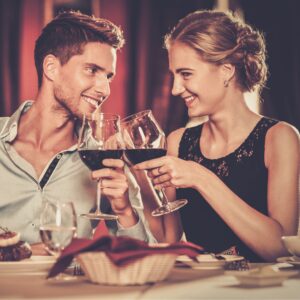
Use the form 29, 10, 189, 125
115, 208, 156, 243
106, 166, 157, 243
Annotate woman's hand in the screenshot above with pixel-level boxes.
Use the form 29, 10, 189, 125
134, 156, 202, 189
91, 159, 138, 227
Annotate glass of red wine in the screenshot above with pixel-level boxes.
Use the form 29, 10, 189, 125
78, 112, 123, 220
121, 110, 187, 216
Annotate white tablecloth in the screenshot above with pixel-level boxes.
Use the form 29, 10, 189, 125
0, 264, 299, 299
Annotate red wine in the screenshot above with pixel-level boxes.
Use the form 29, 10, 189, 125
79, 149, 123, 170
125, 149, 167, 165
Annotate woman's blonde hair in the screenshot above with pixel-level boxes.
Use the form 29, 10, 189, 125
164, 10, 267, 92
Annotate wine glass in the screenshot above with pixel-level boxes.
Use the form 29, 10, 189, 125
121, 110, 188, 216
39, 200, 77, 257
78, 112, 124, 220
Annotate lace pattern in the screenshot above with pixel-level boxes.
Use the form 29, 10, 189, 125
180, 118, 278, 178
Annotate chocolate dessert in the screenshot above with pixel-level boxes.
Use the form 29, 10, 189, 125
0, 227, 32, 261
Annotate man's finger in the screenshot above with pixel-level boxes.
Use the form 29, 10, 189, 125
102, 158, 124, 169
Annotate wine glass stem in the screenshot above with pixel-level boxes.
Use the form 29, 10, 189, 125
96, 179, 102, 214
158, 188, 170, 207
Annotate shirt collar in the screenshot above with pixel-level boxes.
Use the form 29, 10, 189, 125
0, 100, 78, 153
0, 100, 34, 142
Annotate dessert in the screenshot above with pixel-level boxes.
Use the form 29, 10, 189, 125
0, 227, 32, 261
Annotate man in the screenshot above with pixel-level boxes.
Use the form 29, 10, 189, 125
0, 11, 154, 254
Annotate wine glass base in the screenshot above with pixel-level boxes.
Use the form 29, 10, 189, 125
80, 213, 118, 221
47, 273, 82, 282
151, 199, 188, 217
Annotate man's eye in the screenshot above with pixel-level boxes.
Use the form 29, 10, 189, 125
107, 75, 114, 82
87, 67, 97, 74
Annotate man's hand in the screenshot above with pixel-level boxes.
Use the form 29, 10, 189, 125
92, 158, 138, 227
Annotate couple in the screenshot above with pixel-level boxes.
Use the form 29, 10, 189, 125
0, 11, 298, 262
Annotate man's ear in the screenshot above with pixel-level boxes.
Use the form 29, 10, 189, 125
43, 54, 60, 82
222, 63, 235, 83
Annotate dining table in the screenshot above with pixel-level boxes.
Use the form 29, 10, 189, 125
0, 261, 299, 300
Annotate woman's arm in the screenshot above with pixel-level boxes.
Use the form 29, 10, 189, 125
133, 128, 186, 243
160, 128, 186, 243
136, 122, 299, 260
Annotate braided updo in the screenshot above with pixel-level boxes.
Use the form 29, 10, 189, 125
164, 10, 267, 92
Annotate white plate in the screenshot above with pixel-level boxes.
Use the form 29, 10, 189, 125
226, 267, 298, 287
277, 256, 300, 267
0, 255, 56, 274
176, 254, 244, 269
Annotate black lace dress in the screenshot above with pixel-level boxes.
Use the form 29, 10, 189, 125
177, 117, 278, 262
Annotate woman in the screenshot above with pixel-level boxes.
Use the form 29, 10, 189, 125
135, 10, 300, 262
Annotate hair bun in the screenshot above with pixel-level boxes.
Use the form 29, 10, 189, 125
236, 25, 267, 91
237, 26, 264, 56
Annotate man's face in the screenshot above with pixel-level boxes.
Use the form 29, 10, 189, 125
53, 42, 117, 119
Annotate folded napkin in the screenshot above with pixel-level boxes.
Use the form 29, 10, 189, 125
48, 235, 204, 278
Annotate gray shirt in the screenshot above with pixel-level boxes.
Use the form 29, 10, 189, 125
0, 101, 155, 244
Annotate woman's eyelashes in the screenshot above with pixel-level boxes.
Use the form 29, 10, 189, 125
180, 71, 192, 80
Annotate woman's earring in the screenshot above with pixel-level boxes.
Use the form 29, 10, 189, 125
224, 79, 229, 87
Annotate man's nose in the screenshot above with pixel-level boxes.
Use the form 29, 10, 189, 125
94, 75, 110, 98
171, 77, 185, 96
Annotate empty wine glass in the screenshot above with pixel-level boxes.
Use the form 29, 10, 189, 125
78, 112, 124, 220
39, 200, 77, 257
121, 110, 188, 216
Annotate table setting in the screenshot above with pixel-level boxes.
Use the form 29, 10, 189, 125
1, 225, 300, 299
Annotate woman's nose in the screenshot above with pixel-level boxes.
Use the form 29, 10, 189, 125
171, 77, 185, 96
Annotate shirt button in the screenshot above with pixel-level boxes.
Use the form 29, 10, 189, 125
56, 154, 62, 159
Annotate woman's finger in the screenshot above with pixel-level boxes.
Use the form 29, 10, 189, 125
152, 173, 171, 185
154, 182, 173, 190
134, 158, 164, 170
148, 165, 166, 177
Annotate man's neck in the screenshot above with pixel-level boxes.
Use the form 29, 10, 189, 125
16, 94, 77, 152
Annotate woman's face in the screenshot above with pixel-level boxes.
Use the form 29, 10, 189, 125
168, 41, 227, 118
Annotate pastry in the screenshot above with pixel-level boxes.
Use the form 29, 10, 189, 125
0, 227, 32, 261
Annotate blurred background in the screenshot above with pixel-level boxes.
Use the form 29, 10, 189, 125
0, 0, 299, 134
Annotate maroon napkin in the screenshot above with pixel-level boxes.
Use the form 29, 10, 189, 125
47, 235, 204, 278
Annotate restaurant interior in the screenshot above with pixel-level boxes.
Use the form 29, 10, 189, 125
1, 0, 299, 133
0, 0, 299, 299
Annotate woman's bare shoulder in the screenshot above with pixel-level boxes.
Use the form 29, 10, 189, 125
265, 121, 300, 165
167, 127, 186, 156
266, 121, 299, 143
